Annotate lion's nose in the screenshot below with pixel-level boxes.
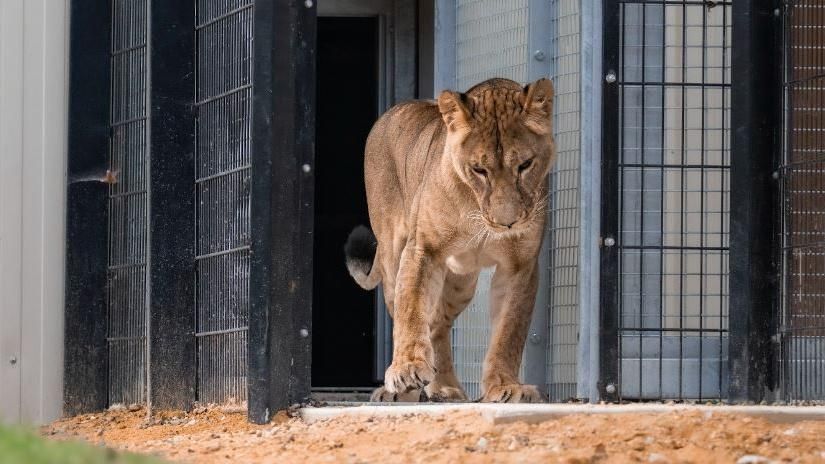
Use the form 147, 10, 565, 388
490, 207, 521, 229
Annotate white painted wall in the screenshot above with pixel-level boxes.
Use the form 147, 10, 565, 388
0, 0, 69, 425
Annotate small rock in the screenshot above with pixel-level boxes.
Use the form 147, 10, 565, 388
193, 406, 207, 415
736, 455, 773, 464
185, 419, 197, 426
204, 444, 221, 453
629, 438, 646, 451
210, 433, 221, 439
649, 453, 670, 463
783, 428, 797, 436
96, 429, 104, 437
108, 404, 127, 412
127, 404, 141, 412
256, 430, 263, 437
475, 437, 488, 451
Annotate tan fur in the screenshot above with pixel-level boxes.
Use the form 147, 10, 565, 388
356, 78, 555, 403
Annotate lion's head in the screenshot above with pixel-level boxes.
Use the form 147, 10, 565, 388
437, 78, 555, 235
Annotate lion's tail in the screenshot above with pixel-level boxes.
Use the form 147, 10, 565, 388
345, 225, 382, 290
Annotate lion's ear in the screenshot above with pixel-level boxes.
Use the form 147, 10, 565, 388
522, 78, 554, 135
438, 90, 472, 139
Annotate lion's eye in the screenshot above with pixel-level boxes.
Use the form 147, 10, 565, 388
471, 166, 488, 176
518, 159, 533, 172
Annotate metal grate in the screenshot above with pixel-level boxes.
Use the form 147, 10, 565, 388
547, 0, 581, 402
455, 0, 529, 91
452, 0, 529, 400
107, 0, 149, 406
612, 0, 731, 400
195, 0, 253, 405
778, 1, 825, 403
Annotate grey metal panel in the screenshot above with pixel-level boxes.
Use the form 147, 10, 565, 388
522, 0, 554, 394
579, 0, 603, 403
620, 335, 729, 399
434, 0, 456, 92
0, 0, 69, 424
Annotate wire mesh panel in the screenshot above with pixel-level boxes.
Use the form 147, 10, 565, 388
547, 0, 581, 402
195, 0, 253, 405
778, 1, 825, 403
608, 0, 732, 400
452, 0, 529, 400
107, 0, 149, 406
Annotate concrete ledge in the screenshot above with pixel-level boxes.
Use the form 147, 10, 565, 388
300, 403, 825, 425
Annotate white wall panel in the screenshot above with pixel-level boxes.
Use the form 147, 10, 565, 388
0, 0, 69, 424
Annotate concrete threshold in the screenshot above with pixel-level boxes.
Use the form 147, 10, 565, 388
300, 403, 825, 425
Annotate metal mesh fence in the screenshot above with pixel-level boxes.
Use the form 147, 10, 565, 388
452, 0, 529, 400
195, 0, 253, 405
614, 0, 731, 400
547, 0, 581, 402
107, 0, 149, 407
779, 1, 825, 403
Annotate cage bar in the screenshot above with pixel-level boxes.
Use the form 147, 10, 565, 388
107, 0, 149, 407
778, 0, 825, 403
195, 0, 254, 406
603, 0, 733, 401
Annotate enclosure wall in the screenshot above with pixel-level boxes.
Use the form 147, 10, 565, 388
778, 0, 825, 402
0, 0, 69, 424
602, 0, 733, 400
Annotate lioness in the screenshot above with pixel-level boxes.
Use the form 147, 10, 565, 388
345, 77, 555, 403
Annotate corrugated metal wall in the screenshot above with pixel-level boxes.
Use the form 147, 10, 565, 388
0, 0, 69, 424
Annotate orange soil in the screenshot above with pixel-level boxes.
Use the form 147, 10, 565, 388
43, 406, 825, 463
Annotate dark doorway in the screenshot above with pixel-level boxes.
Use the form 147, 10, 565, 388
313, 17, 379, 388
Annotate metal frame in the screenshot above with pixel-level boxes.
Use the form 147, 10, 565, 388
579, 0, 604, 403
247, 0, 316, 424
599, 0, 621, 402
728, 0, 779, 403
524, 0, 554, 394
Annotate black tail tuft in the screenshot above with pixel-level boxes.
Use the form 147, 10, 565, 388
345, 225, 378, 273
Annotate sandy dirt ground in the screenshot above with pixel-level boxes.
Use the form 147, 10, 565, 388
43, 405, 825, 463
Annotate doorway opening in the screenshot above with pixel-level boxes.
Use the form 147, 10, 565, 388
312, 16, 380, 392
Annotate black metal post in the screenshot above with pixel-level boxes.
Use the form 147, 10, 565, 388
598, 0, 621, 402
729, 0, 780, 403
148, 0, 197, 409
64, 0, 112, 416
248, 0, 316, 424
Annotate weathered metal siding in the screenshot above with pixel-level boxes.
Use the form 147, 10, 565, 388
0, 0, 69, 424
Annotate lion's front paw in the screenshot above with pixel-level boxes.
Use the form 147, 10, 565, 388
383, 358, 436, 394
480, 384, 546, 403
424, 383, 468, 402
370, 386, 425, 402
